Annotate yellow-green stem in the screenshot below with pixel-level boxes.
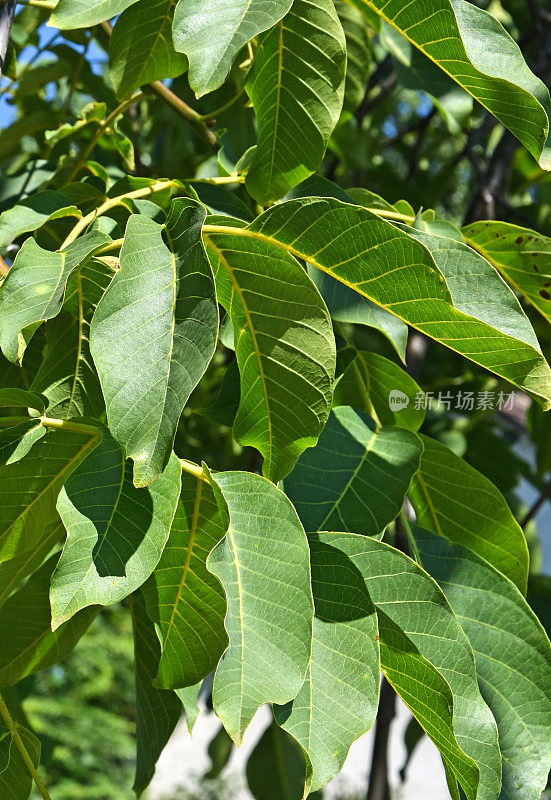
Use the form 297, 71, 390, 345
0, 693, 53, 800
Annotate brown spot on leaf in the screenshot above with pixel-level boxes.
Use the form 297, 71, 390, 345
540, 290, 550, 300
533, 264, 539, 272
515, 236, 524, 244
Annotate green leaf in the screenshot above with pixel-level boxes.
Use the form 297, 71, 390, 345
359, 0, 551, 168
336, 0, 372, 113
246, 719, 309, 800
0, 521, 62, 608
309, 269, 407, 361
0, 424, 100, 563
0, 389, 45, 414
409, 434, 529, 592
276, 536, 379, 793
205, 228, 335, 484
0, 555, 97, 687
245, 0, 346, 204
90, 201, 218, 487
0, 420, 46, 467
205, 725, 233, 779
462, 221, 551, 325
0, 190, 80, 248
284, 406, 422, 536
51, 0, 140, 28
173, 0, 293, 97
414, 528, 551, 800
333, 350, 425, 431
0, 230, 110, 364
176, 684, 201, 734
143, 472, 228, 689
51, 429, 181, 629
316, 532, 501, 800
130, 590, 183, 799
109, 0, 188, 98
204, 197, 551, 408
0, 723, 40, 800
31, 259, 112, 420
206, 470, 314, 744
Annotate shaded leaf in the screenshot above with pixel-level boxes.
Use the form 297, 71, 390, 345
246, 720, 308, 800
409, 434, 529, 592
51, 429, 181, 628
0, 424, 100, 563
91, 201, 218, 486
205, 725, 233, 780
245, 0, 346, 204
143, 472, 228, 689
131, 590, 182, 799
206, 470, 313, 744
414, 528, 551, 800
173, 0, 293, 97
0, 190, 80, 248
0, 723, 40, 800
0, 389, 45, 414
0, 421, 46, 467
0, 555, 97, 687
31, 258, 112, 419
284, 406, 422, 536
333, 350, 425, 431
336, 0, 372, 113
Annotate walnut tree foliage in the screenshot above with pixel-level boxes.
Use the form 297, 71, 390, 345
0, 1, 550, 799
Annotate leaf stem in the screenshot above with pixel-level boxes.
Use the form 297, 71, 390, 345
60, 179, 178, 249
179, 458, 208, 482
0, 693, 53, 800
12, 0, 55, 8
64, 90, 147, 184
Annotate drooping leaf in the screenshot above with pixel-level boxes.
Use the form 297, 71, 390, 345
245, 0, 346, 204
176, 683, 201, 734
143, 472, 228, 689
130, 590, 183, 799
51, 429, 181, 629
0, 389, 45, 414
0, 424, 100, 563
276, 536, 380, 793
205, 725, 233, 780
462, 221, 551, 325
316, 532, 501, 800
0, 190, 80, 248
0, 555, 97, 687
246, 719, 310, 800
409, 434, 529, 592
284, 406, 422, 536
414, 528, 551, 800
31, 258, 112, 419
357, 0, 551, 168
109, 0, 188, 98
51, 0, 140, 28
172, 0, 293, 97
204, 228, 335, 484
206, 470, 314, 744
90, 201, 218, 487
0, 230, 110, 364
203, 198, 551, 408
333, 350, 425, 431
0, 723, 40, 800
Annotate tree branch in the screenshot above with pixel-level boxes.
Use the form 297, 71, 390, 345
0, 0, 15, 79
366, 677, 396, 800
521, 479, 551, 529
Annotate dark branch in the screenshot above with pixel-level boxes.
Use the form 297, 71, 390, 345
0, 0, 15, 79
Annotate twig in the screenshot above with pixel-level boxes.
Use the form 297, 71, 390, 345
0, 693, 52, 800
521, 478, 551, 529
100, 20, 217, 150
366, 677, 396, 800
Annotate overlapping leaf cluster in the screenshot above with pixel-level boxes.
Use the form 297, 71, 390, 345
0, 1, 550, 799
